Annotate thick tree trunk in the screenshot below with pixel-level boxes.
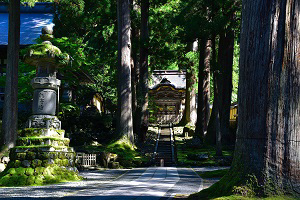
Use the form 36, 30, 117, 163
117, 0, 134, 143
214, 72, 222, 156
137, 0, 149, 142
195, 39, 211, 138
232, 0, 300, 195
206, 36, 217, 144
218, 31, 234, 144
130, 0, 139, 138
1, 0, 20, 150
179, 42, 197, 126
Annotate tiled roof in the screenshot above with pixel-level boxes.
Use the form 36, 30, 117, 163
0, 3, 53, 45
150, 70, 186, 90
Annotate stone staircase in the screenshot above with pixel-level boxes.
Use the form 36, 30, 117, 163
154, 125, 175, 166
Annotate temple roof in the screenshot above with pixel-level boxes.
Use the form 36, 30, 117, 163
150, 70, 186, 90
0, 3, 53, 45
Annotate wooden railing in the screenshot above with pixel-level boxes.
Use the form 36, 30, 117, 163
76, 153, 97, 166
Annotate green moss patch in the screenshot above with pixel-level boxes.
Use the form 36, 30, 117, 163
176, 135, 234, 167
17, 137, 70, 146
194, 195, 298, 200
0, 165, 82, 187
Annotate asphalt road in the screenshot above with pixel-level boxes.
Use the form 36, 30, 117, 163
0, 167, 218, 200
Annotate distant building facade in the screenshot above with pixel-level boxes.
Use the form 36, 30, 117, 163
149, 70, 186, 124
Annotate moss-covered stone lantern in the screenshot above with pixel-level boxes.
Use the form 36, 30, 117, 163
0, 26, 81, 186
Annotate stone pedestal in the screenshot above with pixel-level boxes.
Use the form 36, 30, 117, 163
0, 26, 80, 186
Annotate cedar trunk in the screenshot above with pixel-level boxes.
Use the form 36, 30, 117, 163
233, 0, 300, 194
179, 42, 197, 126
195, 39, 211, 138
218, 31, 234, 144
1, 0, 20, 150
117, 0, 134, 143
137, 0, 149, 142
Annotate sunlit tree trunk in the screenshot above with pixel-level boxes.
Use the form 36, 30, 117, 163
232, 0, 300, 194
195, 39, 211, 138
117, 0, 134, 143
179, 41, 197, 126
1, 0, 20, 150
206, 36, 217, 145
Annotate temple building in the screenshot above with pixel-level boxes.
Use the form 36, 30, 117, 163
149, 70, 186, 124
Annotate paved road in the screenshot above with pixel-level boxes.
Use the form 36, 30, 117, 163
0, 167, 208, 200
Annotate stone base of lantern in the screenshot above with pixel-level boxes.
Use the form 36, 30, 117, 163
0, 128, 81, 186
28, 115, 61, 130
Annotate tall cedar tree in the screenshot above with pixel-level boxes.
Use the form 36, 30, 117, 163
179, 42, 197, 126
233, 0, 300, 194
192, 0, 300, 197
138, 0, 149, 142
195, 39, 211, 138
1, 0, 20, 151
117, 0, 134, 143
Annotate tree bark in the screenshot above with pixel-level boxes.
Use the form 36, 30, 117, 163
130, 0, 139, 138
179, 42, 197, 126
1, 0, 20, 150
206, 36, 217, 145
203, 40, 211, 134
117, 0, 134, 143
232, 0, 300, 194
137, 0, 149, 142
218, 30, 234, 144
195, 39, 211, 138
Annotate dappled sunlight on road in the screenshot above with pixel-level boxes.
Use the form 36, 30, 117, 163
0, 167, 216, 199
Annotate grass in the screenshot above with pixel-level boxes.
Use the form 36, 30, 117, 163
206, 195, 298, 200
199, 169, 229, 178
175, 134, 234, 167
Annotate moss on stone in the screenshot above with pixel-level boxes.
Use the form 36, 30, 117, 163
0, 174, 11, 185
19, 128, 43, 137
44, 174, 56, 184
25, 168, 34, 176
61, 159, 68, 166
26, 175, 36, 185
42, 159, 50, 167
35, 175, 44, 185
18, 175, 28, 186
8, 168, 16, 175
26, 152, 36, 160
31, 159, 42, 168
0, 165, 81, 186
14, 160, 21, 168
35, 167, 45, 175
16, 153, 26, 160
15, 167, 26, 175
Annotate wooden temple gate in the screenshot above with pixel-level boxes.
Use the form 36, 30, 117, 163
149, 70, 186, 124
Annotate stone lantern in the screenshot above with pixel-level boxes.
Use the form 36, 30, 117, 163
0, 26, 81, 186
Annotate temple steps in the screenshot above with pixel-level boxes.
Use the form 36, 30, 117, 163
154, 125, 175, 167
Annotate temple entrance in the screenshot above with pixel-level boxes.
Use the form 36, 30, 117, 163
149, 70, 185, 124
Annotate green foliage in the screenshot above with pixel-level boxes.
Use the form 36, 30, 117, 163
52, 0, 119, 109
59, 103, 115, 146
231, 40, 240, 103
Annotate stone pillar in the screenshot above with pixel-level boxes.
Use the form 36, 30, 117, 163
28, 66, 62, 129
